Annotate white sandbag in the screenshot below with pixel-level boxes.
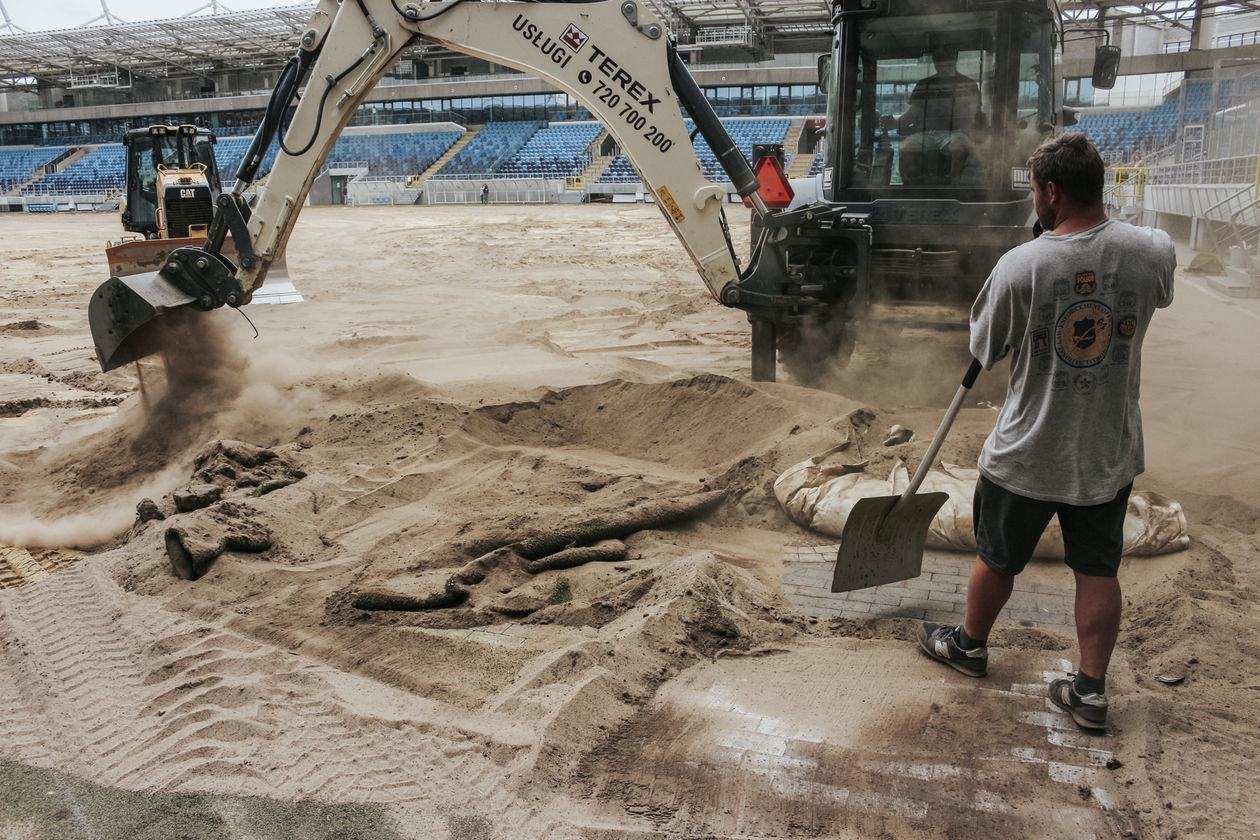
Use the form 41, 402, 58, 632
774, 453, 1189, 558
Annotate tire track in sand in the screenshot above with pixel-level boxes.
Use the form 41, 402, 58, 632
0, 559, 529, 807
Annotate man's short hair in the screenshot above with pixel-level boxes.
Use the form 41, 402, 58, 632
1027, 133, 1104, 206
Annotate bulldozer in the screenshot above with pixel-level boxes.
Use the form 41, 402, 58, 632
105, 123, 299, 305
87, 0, 1118, 380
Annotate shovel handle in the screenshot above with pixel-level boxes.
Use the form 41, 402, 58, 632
899, 358, 983, 503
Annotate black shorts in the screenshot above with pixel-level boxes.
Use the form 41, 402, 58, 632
973, 474, 1132, 578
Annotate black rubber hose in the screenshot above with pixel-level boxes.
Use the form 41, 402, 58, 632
236, 47, 316, 184
667, 43, 760, 198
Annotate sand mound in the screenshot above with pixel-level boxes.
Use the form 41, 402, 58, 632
463, 374, 801, 468
485, 553, 804, 785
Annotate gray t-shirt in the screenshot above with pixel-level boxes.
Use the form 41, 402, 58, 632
970, 218, 1175, 505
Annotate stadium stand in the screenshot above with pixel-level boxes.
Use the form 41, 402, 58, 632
214, 135, 280, 181
598, 155, 641, 184
0, 147, 68, 192
435, 121, 545, 176
2, 74, 1253, 205
324, 130, 463, 176
21, 144, 124, 196
597, 118, 791, 184
1068, 80, 1218, 160
496, 121, 603, 177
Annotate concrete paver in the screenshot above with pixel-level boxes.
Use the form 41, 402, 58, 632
783, 545, 1076, 632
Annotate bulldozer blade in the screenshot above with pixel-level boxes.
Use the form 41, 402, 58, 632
89, 271, 197, 372
106, 236, 302, 305
248, 256, 302, 304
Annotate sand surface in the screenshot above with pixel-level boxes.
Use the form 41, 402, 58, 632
1, 204, 1258, 839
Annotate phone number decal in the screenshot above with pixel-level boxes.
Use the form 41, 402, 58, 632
574, 44, 672, 153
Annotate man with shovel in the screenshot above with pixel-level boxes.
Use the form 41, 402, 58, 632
916, 133, 1175, 731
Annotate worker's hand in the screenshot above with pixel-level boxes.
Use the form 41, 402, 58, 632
879, 113, 899, 132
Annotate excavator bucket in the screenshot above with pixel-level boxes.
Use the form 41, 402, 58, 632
88, 269, 199, 372
94, 235, 302, 371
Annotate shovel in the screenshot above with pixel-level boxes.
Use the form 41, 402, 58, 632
831, 358, 983, 593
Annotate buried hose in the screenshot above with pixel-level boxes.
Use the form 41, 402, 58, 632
353, 576, 470, 611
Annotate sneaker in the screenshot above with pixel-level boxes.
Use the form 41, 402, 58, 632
1049, 677, 1109, 731
917, 623, 988, 678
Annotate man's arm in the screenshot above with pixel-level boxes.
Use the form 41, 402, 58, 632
1156, 232, 1176, 309
970, 258, 1019, 369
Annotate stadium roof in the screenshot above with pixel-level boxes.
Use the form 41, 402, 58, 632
0, 3, 314, 89
1, 0, 1258, 90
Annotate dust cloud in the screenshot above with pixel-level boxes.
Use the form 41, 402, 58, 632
0, 461, 185, 549
1, 305, 315, 549
815, 324, 1009, 408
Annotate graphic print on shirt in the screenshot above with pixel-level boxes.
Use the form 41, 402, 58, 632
1074, 271, 1097, 295
1031, 328, 1049, 355
1055, 299, 1112, 368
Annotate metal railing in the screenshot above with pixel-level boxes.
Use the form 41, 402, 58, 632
1198, 185, 1260, 257
1147, 154, 1259, 186
320, 159, 369, 174
422, 178, 553, 205
1111, 166, 1147, 201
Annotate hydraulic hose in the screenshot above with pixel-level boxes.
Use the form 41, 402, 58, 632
235, 47, 317, 186
667, 42, 762, 205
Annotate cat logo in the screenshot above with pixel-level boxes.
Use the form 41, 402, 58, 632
1074, 271, 1097, 295
180, 188, 197, 199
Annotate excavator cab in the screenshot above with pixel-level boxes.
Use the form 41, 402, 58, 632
752, 0, 1063, 380
826, 1, 1056, 199
121, 124, 222, 239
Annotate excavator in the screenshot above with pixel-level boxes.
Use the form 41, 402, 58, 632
106, 123, 299, 305
87, 0, 1117, 381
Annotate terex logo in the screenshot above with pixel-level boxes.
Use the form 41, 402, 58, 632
560, 23, 588, 51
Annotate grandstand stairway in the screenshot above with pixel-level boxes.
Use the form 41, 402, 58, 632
418, 126, 475, 183
16, 147, 91, 193
575, 127, 615, 182
579, 154, 616, 183
52, 146, 91, 172
783, 120, 819, 179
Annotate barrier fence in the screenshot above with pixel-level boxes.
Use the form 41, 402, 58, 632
422, 177, 555, 205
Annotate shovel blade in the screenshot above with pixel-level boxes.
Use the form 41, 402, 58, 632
831, 492, 949, 593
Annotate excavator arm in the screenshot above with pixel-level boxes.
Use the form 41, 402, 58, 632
88, 0, 807, 378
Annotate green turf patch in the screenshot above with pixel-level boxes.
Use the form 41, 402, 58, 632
0, 759, 401, 840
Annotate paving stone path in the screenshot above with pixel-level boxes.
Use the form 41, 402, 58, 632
783, 545, 1076, 631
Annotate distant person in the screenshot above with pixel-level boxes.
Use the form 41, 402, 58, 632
895, 43, 983, 184
917, 133, 1175, 732
480, 182, 489, 205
